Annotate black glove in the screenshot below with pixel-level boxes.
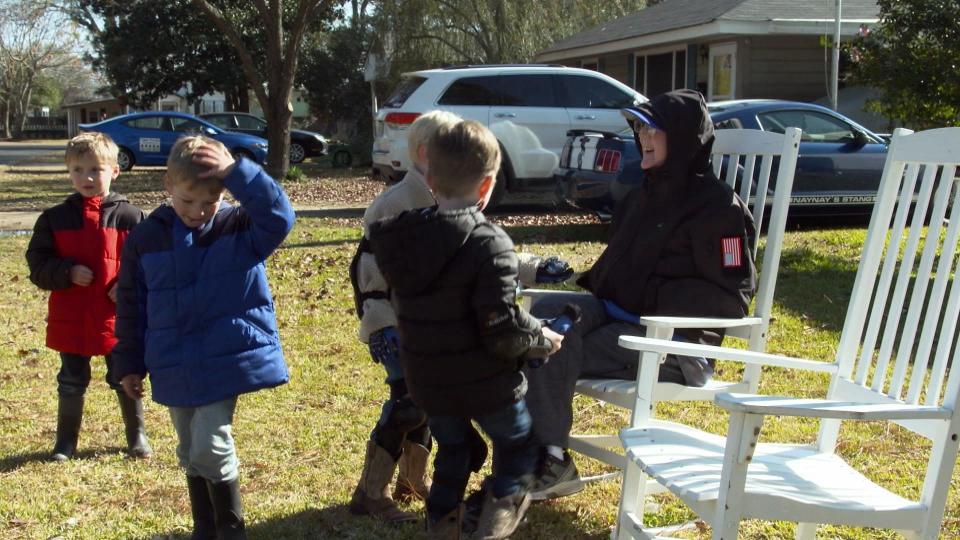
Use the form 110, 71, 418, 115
535, 256, 573, 284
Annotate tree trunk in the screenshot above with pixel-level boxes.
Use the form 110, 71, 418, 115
264, 90, 292, 178
1, 104, 10, 139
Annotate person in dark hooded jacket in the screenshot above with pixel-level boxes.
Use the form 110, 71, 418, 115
523, 89, 757, 501
369, 119, 562, 539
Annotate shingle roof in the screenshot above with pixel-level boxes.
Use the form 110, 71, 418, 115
540, 0, 879, 55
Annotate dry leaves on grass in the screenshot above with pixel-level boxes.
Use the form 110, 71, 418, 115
281, 173, 386, 207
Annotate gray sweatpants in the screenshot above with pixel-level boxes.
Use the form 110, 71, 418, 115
522, 293, 710, 448
168, 397, 239, 482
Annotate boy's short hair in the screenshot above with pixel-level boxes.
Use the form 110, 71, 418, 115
407, 110, 461, 165
166, 135, 229, 193
427, 120, 501, 198
65, 132, 119, 166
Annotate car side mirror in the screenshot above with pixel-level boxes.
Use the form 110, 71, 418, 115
204, 127, 217, 136
851, 129, 869, 147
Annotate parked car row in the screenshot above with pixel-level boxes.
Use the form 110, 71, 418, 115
554, 99, 890, 218
79, 111, 335, 171
200, 112, 327, 164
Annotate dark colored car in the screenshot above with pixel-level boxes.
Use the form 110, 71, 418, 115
200, 112, 327, 164
556, 99, 890, 218
79, 111, 268, 171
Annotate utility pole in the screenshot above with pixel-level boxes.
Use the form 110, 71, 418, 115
831, 0, 842, 111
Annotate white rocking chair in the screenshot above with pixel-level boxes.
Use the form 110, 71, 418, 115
522, 127, 802, 483
616, 127, 960, 539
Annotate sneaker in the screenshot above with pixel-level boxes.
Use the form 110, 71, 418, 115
473, 490, 531, 540
529, 452, 583, 501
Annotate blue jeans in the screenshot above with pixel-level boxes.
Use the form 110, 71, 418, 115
427, 400, 536, 520
168, 397, 239, 482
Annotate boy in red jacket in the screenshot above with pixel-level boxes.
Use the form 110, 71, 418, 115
26, 132, 151, 461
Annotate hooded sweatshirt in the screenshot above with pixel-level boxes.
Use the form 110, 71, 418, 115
577, 89, 757, 346
369, 206, 545, 417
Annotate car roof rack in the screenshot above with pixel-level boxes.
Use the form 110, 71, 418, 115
439, 63, 568, 70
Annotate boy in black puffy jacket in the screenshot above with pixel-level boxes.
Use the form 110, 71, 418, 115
369, 120, 563, 539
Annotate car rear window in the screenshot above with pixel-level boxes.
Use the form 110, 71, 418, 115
383, 76, 427, 108
498, 75, 558, 107
438, 76, 501, 106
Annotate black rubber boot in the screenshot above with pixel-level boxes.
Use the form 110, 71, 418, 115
51, 393, 84, 461
116, 391, 152, 458
186, 475, 216, 540
207, 478, 246, 539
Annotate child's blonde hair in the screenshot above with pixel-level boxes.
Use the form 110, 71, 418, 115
427, 120, 501, 198
65, 132, 119, 166
166, 135, 229, 194
407, 110, 462, 166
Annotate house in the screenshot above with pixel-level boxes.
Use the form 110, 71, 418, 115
536, 0, 879, 108
248, 88, 312, 123
62, 90, 226, 137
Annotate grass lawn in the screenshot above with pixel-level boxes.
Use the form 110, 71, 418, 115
0, 162, 958, 539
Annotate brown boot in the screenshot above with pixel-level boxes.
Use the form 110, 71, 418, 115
394, 440, 432, 502
425, 504, 462, 540
349, 440, 417, 524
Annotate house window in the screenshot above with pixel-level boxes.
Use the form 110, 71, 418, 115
708, 42, 737, 101
633, 49, 687, 97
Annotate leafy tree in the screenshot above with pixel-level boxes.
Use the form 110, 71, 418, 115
851, 0, 960, 129
70, 0, 252, 111
193, 0, 340, 177
0, 1, 79, 137
372, 0, 651, 67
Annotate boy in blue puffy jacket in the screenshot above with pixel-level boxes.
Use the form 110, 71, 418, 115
113, 136, 295, 539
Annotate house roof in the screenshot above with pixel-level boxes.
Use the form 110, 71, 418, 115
539, 0, 879, 56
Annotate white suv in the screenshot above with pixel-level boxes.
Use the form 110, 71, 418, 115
372, 65, 645, 205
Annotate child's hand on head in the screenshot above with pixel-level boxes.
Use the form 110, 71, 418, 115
192, 143, 236, 180
70, 265, 93, 286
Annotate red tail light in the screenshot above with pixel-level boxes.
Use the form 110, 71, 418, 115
594, 149, 622, 173
384, 112, 421, 130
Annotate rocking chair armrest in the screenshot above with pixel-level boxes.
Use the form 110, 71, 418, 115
638, 315, 763, 330
715, 393, 951, 421
517, 288, 589, 301
617, 336, 837, 374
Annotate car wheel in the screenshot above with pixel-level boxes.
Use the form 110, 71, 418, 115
289, 143, 306, 164
486, 167, 508, 210
232, 149, 254, 163
117, 148, 135, 172
333, 149, 352, 168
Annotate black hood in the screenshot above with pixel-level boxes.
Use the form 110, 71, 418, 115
369, 206, 483, 296
629, 89, 715, 196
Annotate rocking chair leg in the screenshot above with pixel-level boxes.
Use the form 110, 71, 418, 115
614, 459, 647, 540
795, 522, 816, 539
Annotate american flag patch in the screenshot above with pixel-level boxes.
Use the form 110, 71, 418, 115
721, 236, 743, 268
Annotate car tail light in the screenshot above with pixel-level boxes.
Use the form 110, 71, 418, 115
384, 112, 420, 130
594, 149, 622, 173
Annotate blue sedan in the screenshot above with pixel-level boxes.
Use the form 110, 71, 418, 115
79, 111, 268, 171
556, 99, 889, 218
